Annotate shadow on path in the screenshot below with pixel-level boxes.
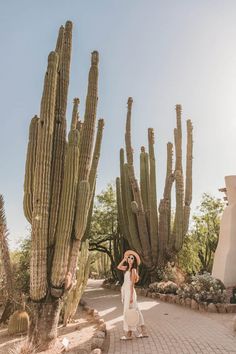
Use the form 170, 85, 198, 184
84, 279, 236, 354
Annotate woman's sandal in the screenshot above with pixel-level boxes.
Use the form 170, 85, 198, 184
120, 335, 133, 340
141, 325, 149, 337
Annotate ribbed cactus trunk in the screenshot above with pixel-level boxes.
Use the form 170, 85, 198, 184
63, 240, 91, 325
23, 22, 104, 349
0, 195, 15, 324
116, 98, 193, 275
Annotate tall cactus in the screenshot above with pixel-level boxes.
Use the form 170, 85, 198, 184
0, 195, 15, 323
23, 22, 104, 348
63, 240, 91, 325
116, 98, 193, 273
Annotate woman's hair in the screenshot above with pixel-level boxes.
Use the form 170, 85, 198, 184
124, 257, 139, 283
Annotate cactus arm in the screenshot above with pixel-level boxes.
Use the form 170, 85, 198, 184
50, 116, 80, 288
88, 118, 105, 202
68, 52, 100, 280
116, 177, 129, 242
48, 21, 72, 250
63, 241, 91, 325
124, 98, 152, 268
30, 51, 59, 301
123, 164, 142, 254
148, 128, 158, 265
172, 105, 184, 252
183, 119, 193, 236
23, 116, 39, 223
159, 142, 174, 263
77, 51, 99, 182
119, 148, 132, 243
140, 147, 150, 226
74, 181, 91, 240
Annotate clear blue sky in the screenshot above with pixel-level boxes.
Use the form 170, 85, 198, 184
1, 0, 236, 248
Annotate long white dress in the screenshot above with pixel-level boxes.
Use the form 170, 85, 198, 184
121, 270, 144, 332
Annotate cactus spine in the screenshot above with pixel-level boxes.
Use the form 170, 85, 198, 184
117, 99, 193, 271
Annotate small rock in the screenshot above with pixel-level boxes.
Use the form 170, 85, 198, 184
94, 330, 105, 339
233, 316, 236, 331
185, 298, 191, 307
207, 303, 217, 313
159, 294, 166, 301
216, 303, 226, 313
98, 323, 106, 332
87, 308, 94, 315
90, 349, 102, 354
199, 302, 207, 312
179, 298, 185, 306
175, 296, 180, 304
191, 299, 199, 310
226, 304, 236, 313
79, 299, 86, 306
91, 338, 104, 350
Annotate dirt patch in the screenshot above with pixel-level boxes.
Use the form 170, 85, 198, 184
0, 306, 97, 354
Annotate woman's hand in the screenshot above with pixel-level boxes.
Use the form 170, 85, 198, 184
130, 296, 133, 304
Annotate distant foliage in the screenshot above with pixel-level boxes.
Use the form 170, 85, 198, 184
11, 237, 30, 295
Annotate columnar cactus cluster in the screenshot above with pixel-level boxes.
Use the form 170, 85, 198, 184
23, 21, 104, 302
116, 99, 193, 271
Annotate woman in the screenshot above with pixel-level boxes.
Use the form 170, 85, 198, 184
117, 250, 148, 340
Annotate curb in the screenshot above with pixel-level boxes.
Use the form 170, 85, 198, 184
80, 298, 107, 354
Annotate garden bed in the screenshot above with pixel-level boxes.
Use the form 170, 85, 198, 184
103, 282, 236, 314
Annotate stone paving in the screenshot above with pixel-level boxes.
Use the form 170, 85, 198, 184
84, 279, 236, 354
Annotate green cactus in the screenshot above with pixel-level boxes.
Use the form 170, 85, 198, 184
23, 116, 39, 224
63, 240, 91, 325
8, 309, 29, 335
23, 22, 104, 347
117, 98, 193, 272
48, 21, 72, 252
0, 195, 15, 324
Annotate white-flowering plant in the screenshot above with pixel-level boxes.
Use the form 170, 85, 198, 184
176, 272, 226, 303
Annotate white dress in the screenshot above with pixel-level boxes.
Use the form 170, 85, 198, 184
121, 270, 144, 332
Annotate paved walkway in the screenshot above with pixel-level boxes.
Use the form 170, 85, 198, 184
84, 279, 236, 354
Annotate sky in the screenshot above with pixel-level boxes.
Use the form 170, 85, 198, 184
1, 0, 236, 249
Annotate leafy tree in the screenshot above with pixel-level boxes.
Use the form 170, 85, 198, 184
11, 236, 31, 295
178, 193, 225, 274
88, 183, 124, 281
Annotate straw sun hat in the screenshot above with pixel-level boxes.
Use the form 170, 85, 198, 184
124, 250, 141, 265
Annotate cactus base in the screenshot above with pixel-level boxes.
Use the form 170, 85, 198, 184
28, 300, 62, 350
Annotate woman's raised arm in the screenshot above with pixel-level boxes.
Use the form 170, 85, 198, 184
117, 256, 128, 271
